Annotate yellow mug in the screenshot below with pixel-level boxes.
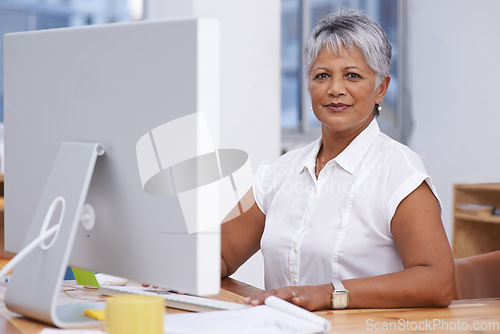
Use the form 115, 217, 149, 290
105, 294, 164, 334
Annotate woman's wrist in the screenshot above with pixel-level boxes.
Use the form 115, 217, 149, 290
323, 283, 335, 309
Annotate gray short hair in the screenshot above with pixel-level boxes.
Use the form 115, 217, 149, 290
304, 8, 392, 86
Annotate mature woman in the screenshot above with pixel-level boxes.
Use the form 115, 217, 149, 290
220, 8, 454, 311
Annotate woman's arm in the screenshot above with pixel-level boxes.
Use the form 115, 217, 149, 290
344, 181, 454, 308
221, 189, 266, 278
244, 181, 455, 310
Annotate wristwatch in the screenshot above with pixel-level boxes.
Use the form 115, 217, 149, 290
331, 281, 350, 309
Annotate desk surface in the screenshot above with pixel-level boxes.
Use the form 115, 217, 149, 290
1, 278, 499, 334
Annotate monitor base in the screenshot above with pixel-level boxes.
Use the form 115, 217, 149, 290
5, 142, 105, 328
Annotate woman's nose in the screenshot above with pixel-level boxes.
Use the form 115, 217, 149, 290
327, 77, 346, 97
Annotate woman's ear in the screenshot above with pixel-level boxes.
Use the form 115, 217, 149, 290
376, 75, 391, 102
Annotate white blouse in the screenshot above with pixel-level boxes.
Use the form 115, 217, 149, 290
253, 119, 440, 290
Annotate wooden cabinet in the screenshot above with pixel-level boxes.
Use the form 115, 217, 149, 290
452, 183, 500, 258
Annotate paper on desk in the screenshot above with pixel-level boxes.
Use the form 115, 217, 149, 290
72, 267, 99, 287
164, 296, 330, 334
264, 296, 330, 330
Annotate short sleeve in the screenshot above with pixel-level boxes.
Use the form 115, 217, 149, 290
385, 147, 442, 224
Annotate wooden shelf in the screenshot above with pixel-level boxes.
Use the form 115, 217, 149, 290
454, 212, 500, 224
454, 183, 500, 191
452, 183, 500, 258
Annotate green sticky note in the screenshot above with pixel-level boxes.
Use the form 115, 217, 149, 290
72, 268, 100, 287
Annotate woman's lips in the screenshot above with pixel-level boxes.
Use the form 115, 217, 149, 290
325, 103, 350, 112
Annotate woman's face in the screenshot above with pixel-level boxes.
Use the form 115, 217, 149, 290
309, 45, 390, 137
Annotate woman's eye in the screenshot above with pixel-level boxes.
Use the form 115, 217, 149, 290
346, 73, 361, 79
314, 73, 329, 80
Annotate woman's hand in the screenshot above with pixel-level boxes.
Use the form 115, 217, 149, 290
243, 284, 334, 311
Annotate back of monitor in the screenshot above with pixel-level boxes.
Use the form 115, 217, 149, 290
4, 17, 221, 327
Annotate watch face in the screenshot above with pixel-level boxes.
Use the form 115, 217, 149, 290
337, 293, 348, 307
333, 292, 349, 309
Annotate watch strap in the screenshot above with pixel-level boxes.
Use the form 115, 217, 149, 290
332, 281, 347, 292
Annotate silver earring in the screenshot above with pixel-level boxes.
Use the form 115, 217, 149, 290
377, 104, 382, 112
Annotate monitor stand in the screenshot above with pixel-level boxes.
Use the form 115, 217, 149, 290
5, 142, 105, 328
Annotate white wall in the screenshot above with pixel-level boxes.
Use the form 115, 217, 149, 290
147, 0, 281, 289
407, 0, 500, 243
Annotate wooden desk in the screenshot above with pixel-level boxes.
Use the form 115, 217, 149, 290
1, 278, 499, 333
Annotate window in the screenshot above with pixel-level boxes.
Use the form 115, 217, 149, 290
281, 0, 406, 151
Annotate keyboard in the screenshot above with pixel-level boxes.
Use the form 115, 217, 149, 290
99, 285, 249, 312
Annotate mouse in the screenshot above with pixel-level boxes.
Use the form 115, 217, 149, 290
95, 273, 128, 286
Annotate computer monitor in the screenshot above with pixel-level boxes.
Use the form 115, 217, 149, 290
3, 17, 236, 328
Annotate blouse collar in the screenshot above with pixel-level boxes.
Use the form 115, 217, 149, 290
302, 118, 381, 176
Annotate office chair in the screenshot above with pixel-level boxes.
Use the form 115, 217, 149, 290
454, 250, 500, 299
